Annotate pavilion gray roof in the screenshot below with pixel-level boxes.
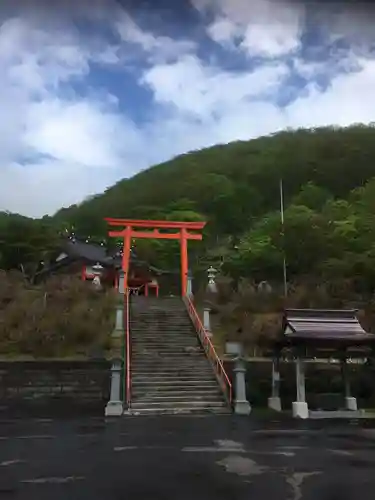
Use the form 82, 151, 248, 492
282, 308, 375, 343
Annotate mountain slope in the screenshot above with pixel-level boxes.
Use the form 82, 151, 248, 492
53, 125, 375, 235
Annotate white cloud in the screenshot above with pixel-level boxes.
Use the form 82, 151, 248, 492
194, 0, 305, 58
141, 55, 289, 116
1, 0, 375, 217
114, 11, 196, 63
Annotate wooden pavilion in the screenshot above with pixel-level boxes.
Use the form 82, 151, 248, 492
269, 309, 375, 418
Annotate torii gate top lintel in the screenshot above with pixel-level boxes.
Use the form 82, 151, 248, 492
104, 218, 206, 295
104, 218, 206, 230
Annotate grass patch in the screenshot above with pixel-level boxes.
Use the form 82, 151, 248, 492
0, 271, 116, 358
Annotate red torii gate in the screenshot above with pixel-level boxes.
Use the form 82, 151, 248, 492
104, 218, 206, 296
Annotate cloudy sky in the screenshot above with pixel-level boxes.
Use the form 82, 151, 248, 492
1, 0, 375, 217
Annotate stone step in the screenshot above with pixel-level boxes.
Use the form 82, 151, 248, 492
131, 312, 189, 317
132, 375, 215, 382
131, 336, 197, 341
131, 309, 188, 311
132, 362, 212, 370
132, 336, 198, 340
131, 326, 193, 331
131, 341, 201, 347
132, 368, 213, 375
131, 355, 206, 361
131, 310, 188, 314
131, 334, 196, 339
126, 406, 230, 415
132, 374, 216, 382
130, 399, 227, 410
132, 358, 207, 366
131, 346, 202, 351
131, 355, 210, 368
132, 348, 201, 352
132, 364, 213, 371
131, 319, 189, 322
132, 381, 218, 389
132, 355, 208, 362
132, 394, 226, 408
130, 327, 196, 338
131, 328, 193, 332
131, 348, 204, 355
130, 335, 200, 348
131, 311, 188, 314
130, 320, 194, 332
132, 373, 215, 381
132, 388, 221, 398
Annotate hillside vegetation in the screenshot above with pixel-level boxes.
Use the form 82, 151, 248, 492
2, 124, 375, 292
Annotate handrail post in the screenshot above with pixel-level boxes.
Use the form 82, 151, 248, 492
203, 306, 212, 338
105, 358, 124, 416
233, 356, 251, 415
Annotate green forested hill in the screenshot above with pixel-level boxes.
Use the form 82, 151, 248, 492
53, 125, 375, 235
3, 124, 375, 290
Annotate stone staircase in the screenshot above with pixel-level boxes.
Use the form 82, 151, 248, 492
129, 296, 230, 415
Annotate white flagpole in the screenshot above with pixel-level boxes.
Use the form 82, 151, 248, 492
280, 179, 288, 298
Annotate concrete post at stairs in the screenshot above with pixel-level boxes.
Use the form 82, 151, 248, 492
118, 270, 125, 295
268, 356, 282, 412
341, 358, 358, 411
292, 356, 309, 419
233, 357, 251, 415
187, 270, 193, 296
105, 359, 123, 417
203, 307, 212, 338
113, 306, 123, 338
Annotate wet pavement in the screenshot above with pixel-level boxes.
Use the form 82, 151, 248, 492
1, 415, 375, 499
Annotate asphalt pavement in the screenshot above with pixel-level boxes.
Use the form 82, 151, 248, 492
1, 414, 375, 499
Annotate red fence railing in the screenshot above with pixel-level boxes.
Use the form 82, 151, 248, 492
183, 295, 232, 405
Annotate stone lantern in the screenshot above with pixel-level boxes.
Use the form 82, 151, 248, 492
207, 266, 218, 294
92, 262, 103, 289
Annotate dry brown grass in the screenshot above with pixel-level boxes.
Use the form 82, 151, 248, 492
195, 276, 375, 354
0, 271, 116, 358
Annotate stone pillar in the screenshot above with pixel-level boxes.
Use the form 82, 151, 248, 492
203, 307, 212, 338
341, 358, 357, 411
233, 357, 251, 415
105, 358, 123, 416
118, 270, 125, 295
268, 356, 282, 412
187, 270, 193, 296
292, 356, 309, 419
112, 305, 123, 338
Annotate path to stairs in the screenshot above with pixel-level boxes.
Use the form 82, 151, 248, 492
129, 296, 230, 415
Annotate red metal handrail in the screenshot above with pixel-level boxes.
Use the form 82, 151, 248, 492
125, 288, 131, 408
183, 295, 232, 405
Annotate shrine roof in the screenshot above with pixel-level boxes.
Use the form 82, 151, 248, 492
282, 308, 375, 344
32, 239, 176, 283
61, 239, 116, 266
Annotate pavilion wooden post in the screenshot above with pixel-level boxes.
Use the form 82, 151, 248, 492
340, 354, 358, 411
292, 349, 309, 419
180, 227, 188, 296
268, 354, 282, 412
